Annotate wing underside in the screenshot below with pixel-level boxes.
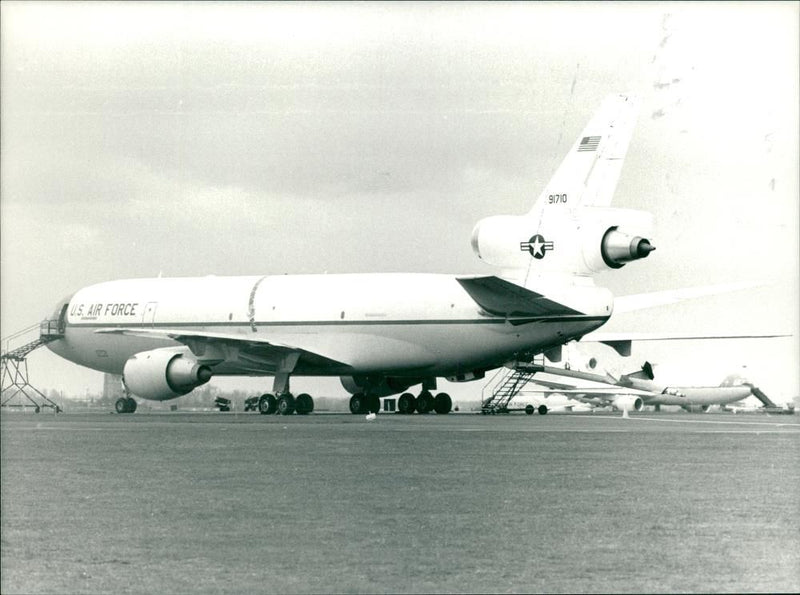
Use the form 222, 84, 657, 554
95, 327, 350, 374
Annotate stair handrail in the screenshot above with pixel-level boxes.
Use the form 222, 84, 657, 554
481, 366, 514, 405
2, 323, 42, 355
2, 322, 40, 344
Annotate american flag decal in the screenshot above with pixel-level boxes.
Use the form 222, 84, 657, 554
578, 135, 601, 152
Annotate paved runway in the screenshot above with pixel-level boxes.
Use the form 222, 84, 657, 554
2, 411, 799, 593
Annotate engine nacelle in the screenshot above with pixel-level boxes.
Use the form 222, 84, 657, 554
123, 349, 212, 401
611, 394, 643, 412
470, 207, 654, 276
599, 227, 655, 269
340, 376, 417, 398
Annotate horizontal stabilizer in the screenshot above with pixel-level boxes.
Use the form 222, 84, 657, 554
456, 276, 582, 318
585, 331, 790, 343
613, 281, 765, 314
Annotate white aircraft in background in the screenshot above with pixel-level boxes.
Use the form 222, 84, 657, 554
44, 94, 663, 415
525, 361, 761, 413
505, 391, 594, 415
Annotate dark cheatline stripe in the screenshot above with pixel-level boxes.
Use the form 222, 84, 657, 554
72, 315, 609, 331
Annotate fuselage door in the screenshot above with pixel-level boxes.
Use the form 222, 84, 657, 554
57, 303, 69, 334
142, 302, 158, 326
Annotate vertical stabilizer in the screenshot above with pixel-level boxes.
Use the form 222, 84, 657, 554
469, 94, 652, 281
529, 94, 639, 214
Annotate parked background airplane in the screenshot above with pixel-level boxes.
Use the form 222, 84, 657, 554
517, 357, 783, 413
42, 94, 667, 415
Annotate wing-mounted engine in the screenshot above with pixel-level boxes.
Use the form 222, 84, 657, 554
611, 394, 644, 412
470, 207, 654, 277
123, 348, 212, 401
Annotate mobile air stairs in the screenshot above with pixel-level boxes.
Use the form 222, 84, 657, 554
744, 383, 795, 414
1, 320, 64, 413
481, 356, 545, 414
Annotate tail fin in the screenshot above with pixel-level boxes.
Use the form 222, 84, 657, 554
529, 94, 639, 214
470, 94, 652, 279
627, 361, 656, 380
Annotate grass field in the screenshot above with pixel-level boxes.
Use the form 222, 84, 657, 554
2, 411, 799, 594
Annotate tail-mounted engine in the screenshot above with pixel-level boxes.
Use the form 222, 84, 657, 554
123, 348, 212, 401
471, 207, 654, 276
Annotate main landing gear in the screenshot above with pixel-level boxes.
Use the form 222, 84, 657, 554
114, 396, 137, 414
256, 392, 314, 415
349, 390, 452, 415
348, 393, 381, 415
254, 355, 314, 415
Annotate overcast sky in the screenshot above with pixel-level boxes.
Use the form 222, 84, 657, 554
2, 2, 798, 401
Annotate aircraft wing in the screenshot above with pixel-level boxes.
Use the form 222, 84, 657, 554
525, 378, 581, 391
524, 379, 655, 409
94, 327, 350, 370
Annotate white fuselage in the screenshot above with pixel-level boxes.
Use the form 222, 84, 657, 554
646, 386, 752, 408
47, 273, 612, 381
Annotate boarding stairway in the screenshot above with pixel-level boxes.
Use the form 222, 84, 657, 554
481, 357, 545, 414
743, 382, 795, 414
745, 383, 778, 408
1, 320, 64, 413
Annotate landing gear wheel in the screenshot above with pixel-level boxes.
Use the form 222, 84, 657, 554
366, 394, 380, 414
126, 398, 137, 413
258, 394, 277, 415
115, 398, 129, 414
295, 393, 314, 415
349, 393, 367, 415
434, 392, 452, 414
416, 390, 433, 414
525, 404, 535, 415
398, 393, 416, 414
278, 394, 296, 415
538, 405, 548, 415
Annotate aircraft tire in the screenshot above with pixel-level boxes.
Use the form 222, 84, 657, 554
295, 393, 314, 415
127, 398, 137, 413
366, 394, 380, 414
398, 393, 416, 414
115, 397, 130, 414
537, 405, 548, 415
349, 393, 366, 414
258, 394, 277, 415
416, 390, 433, 414
525, 404, 535, 415
278, 393, 295, 415
434, 392, 452, 414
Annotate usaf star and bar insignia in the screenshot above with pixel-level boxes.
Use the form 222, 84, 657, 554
520, 234, 554, 259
